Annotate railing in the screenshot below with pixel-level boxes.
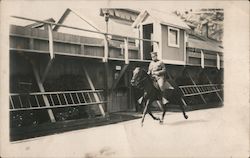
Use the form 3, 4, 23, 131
10, 90, 106, 112
11, 16, 159, 63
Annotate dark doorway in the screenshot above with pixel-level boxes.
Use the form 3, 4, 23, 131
143, 23, 153, 60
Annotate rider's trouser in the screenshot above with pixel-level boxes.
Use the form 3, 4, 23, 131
157, 77, 165, 92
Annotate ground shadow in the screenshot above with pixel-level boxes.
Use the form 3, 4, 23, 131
166, 119, 209, 126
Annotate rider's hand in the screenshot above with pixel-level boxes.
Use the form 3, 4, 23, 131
153, 71, 160, 75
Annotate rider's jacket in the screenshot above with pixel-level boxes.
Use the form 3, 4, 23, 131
147, 59, 166, 80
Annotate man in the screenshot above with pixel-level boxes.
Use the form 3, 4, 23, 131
147, 51, 166, 92
147, 51, 173, 104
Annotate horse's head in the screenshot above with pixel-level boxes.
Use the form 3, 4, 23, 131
131, 67, 147, 87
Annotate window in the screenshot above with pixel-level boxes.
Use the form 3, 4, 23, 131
168, 27, 180, 48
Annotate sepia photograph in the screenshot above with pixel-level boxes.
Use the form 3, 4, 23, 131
0, 0, 249, 157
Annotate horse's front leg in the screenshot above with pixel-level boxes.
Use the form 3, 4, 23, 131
141, 99, 150, 127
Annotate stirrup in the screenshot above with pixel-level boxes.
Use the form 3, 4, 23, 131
138, 97, 143, 104
162, 97, 169, 104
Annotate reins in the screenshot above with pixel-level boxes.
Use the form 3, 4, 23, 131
135, 70, 151, 88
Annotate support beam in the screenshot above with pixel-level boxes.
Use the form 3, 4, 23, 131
111, 64, 129, 90
31, 62, 56, 122
83, 68, 105, 117
205, 73, 223, 102
186, 70, 207, 104
53, 8, 71, 31
41, 59, 54, 83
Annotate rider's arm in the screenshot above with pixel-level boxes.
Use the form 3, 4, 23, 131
147, 62, 153, 75
154, 61, 166, 75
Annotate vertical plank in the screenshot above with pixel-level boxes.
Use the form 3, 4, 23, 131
29, 38, 34, 50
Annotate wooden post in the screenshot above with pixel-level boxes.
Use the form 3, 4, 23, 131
40, 24, 55, 84
186, 70, 207, 104
32, 62, 56, 122
48, 24, 54, 59
184, 31, 187, 64
124, 38, 129, 64
139, 24, 143, 60
201, 50, 204, 69
103, 35, 108, 62
83, 68, 105, 117
217, 53, 220, 70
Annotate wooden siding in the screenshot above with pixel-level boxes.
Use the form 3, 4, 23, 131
10, 25, 140, 61
186, 48, 223, 68
161, 25, 185, 61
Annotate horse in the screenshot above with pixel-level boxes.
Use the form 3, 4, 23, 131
130, 67, 188, 126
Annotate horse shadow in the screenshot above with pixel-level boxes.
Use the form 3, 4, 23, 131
163, 119, 209, 126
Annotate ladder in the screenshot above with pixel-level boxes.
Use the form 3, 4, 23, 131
9, 90, 106, 112
179, 84, 223, 97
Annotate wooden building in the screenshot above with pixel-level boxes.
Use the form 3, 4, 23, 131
9, 8, 223, 139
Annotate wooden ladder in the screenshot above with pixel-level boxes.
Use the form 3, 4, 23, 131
9, 90, 106, 112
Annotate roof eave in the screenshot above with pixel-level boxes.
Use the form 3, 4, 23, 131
160, 22, 190, 30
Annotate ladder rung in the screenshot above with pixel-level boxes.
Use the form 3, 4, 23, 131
56, 94, 62, 105
191, 87, 196, 94
69, 93, 75, 104
34, 95, 40, 107
81, 92, 87, 103
75, 93, 81, 104
63, 93, 69, 105
87, 92, 93, 103
10, 96, 14, 109
18, 96, 23, 108
27, 96, 32, 108
48, 94, 55, 106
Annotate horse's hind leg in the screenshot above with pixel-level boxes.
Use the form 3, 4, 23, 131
156, 100, 166, 124
180, 98, 188, 119
148, 111, 160, 121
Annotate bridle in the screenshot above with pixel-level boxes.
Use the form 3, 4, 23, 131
133, 70, 149, 88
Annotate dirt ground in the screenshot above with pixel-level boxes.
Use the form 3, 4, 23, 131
2, 106, 249, 158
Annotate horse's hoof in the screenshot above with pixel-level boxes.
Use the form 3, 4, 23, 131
159, 120, 163, 124
141, 123, 144, 127
184, 115, 188, 119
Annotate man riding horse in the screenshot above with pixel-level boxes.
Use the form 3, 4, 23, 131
147, 51, 173, 104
